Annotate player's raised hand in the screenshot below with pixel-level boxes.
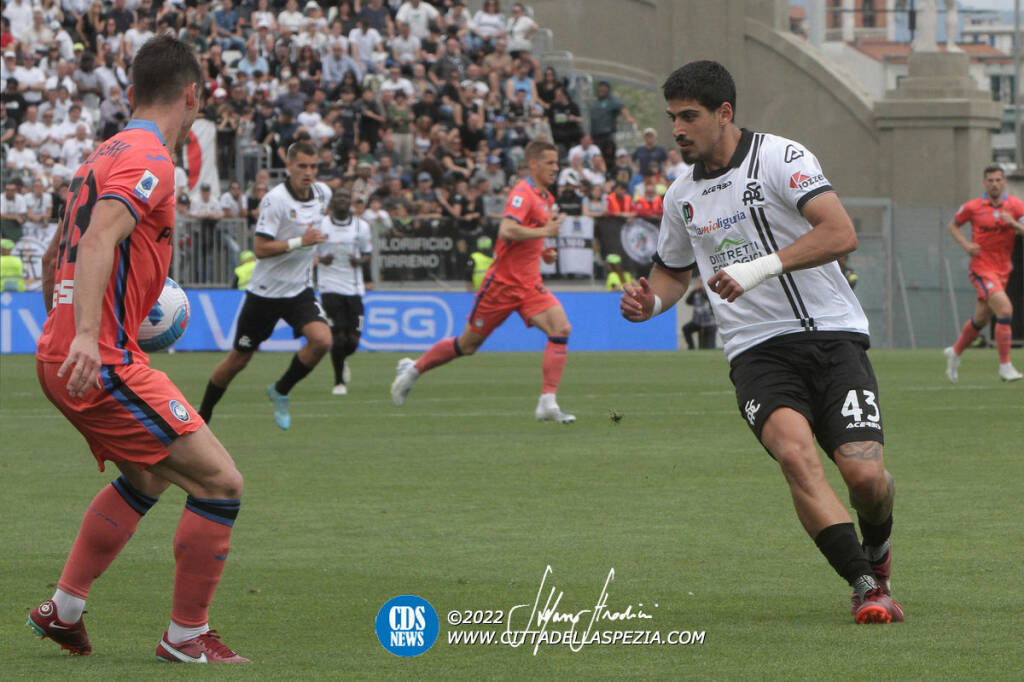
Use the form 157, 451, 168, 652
620, 277, 654, 322
58, 334, 101, 398
707, 269, 744, 302
302, 226, 326, 246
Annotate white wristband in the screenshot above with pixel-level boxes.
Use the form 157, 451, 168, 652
650, 295, 663, 318
287, 237, 303, 252
721, 253, 783, 293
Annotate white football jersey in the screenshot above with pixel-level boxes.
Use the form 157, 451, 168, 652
248, 181, 332, 298
657, 130, 869, 361
317, 214, 373, 296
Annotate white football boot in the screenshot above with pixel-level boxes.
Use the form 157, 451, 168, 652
998, 363, 1023, 382
943, 347, 960, 384
535, 393, 575, 424
390, 358, 419, 406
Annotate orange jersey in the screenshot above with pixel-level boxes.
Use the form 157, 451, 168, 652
954, 195, 1024, 275
492, 177, 554, 287
36, 120, 177, 366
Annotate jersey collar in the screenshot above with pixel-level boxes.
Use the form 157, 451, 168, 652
982, 193, 1007, 206
525, 176, 548, 198
123, 119, 166, 146
285, 178, 313, 202
691, 128, 753, 181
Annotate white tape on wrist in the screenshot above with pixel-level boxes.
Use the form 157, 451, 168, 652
721, 253, 783, 292
650, 295, 663, 318
287, 237, 303, 252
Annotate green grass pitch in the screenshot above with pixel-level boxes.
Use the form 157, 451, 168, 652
1, 348, 1022, 680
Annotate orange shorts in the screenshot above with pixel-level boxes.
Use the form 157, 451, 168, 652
37, 360, 203, 471
969, 269, 1010, 301
467, 277, 561, 338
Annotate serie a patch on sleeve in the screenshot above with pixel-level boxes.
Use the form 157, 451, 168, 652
133, 170, 159, 201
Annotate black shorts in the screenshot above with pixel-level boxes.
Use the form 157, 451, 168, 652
233, 288, 328, 352
729, 333, 884, 458
321, 293, 364, 335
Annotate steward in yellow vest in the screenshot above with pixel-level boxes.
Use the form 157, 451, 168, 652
605, 253, 632, 292
466, 236, 494, 291
233, 250, 256, 290
1, 238, 25, 292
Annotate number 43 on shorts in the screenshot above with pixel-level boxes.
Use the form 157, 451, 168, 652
841, 389, 880, 427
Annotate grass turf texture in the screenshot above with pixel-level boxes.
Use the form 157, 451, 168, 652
1, 349, 1022, 680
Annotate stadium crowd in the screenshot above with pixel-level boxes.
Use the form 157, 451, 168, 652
1, 0, 682, 287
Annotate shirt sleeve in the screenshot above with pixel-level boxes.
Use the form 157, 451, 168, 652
765, 138, 833, 213
654, 187, 696, 271
254, 193, 283, 238
504, 186, 532, 224
98, 154, 174, 224
953, 201, 972, 226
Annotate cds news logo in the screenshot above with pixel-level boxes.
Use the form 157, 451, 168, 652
375, 595, 439, 657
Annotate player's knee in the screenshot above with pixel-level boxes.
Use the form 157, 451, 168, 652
774, 444, 823, 487
345, 331, 361, 352
551, 321, 572, 338
308, 333, 332, 357
844, 465, 888, 501
216, 467, 244, 499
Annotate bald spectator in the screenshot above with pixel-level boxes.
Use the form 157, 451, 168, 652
237, 43, 270, 77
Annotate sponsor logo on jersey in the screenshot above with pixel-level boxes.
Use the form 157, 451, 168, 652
789, 171, 825, 190
701, 181, 732, 196
132, 170, 159, 201
511, 195, 524, 208
784, 144, 804, 163
169, 400, 191, 422
741, 182, 765, 206
709, 235, 765, 272
694, 210, 747, 236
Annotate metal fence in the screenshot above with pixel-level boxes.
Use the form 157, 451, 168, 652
170, 218, 252, 288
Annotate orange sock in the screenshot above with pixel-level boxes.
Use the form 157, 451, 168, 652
995, 319, 1012, 364
542, 336, 569, 394
952, 319, 983, 355
415, 337, 462, 373
171, 498, 239, 627
57, 476, 158, 599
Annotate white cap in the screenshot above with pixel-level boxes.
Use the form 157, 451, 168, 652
643, 127, 657, 136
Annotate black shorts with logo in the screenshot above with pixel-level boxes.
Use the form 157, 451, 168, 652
729, 333, 884, 459
321, 293, 364, 335
233, 288, 328, 352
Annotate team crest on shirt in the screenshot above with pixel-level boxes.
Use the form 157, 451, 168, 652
681, 201, 694, 224
132, 170, 159, 201
511, 195, 523, 208
169, 400, 191, 422
289, 208, 297, 220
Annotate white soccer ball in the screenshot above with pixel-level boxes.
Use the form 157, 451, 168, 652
138, 277, 190, 352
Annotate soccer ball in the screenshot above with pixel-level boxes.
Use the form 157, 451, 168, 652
138, 278, 190, 352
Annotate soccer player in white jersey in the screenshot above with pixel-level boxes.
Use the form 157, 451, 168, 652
317, 188, 373, 395
620, 61, 902, 624
198, 141, 333, 430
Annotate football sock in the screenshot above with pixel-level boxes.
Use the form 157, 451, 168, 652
198, 381, 226, 423
275, 354, 314, 395
858, 512, 893, 551
57, 476, 159, 616
51, 589, 86, 624
167, 621, 210, 644
415, 337, 462, 373
331, 335, 359, 384
813, 522, 878, 596
171, 497, 240, 627
995, 318, 1012, 364
952, 318, 984, 355
542, 336, 569, 394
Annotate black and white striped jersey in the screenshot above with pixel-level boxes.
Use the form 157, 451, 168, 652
249, 180, 332, 298
656, 129, 869, 361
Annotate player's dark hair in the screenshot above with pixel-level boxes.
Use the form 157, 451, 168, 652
662, 60, 737, 120
130, 35, 202, 108
287, 140, 318, 161
524, 140, 556, 161
983, 164, 1004, 177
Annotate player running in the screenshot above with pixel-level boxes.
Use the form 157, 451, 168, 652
30, 36, 248, 662
391, 140, 575, 423
317, 188, 372, 395
943, 165, 1024, 382
621, 60, 902, 624
197, 141, 333, 429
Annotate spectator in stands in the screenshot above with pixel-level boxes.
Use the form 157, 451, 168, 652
395, 0, 440, 41
582, 182, 606, 218
237, 43, 269, 77
665, 147, 688, 180
584, 153, 607, 188
220, 181, 244, 218
277, 0, 306, 34
8, 134, 40, 175
468, 0, 505, 54
213, 0, 246, 51
322, 41, 362, 94
506, 2, 537, 55
60, 123, 92, 167
605, 181, 634, 217
360, 0, 393, 37
16, 51, 47, 107
590, 80, 635, 169
633, 126, 667, 175
610, 147, 633, 188
568, 134, 601, 168
349, 16, 383, 73
1, 180, 28, 240
604, 253, 632, 292
633, 174, 664, 218
443, 2, 471, 45
251, 0, 277, 34
189, 183, 224, 283
547, 86, 582, 156
432, 36, 469, 84
390, 21, 421, 69
556, 173, 583, 216
98, 83, 128, 139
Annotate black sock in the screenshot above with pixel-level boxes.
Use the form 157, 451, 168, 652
275, 354, 314, 395
199, 381, 227, 423
858, 513, 893, 553
814, 522, 877, 593
331, 337, 359, 384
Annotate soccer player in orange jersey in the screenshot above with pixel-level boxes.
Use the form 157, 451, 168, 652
944, 165, 1024, 382
29, 36, 248, 663
390, 140, 576, 422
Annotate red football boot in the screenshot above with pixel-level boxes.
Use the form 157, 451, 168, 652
155, 630, 249, 663
851, 545, 897, 616
27, 600, 92, 655
854, 588, 903, 624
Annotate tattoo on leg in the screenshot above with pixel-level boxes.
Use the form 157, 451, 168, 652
836, 442, 883, 461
